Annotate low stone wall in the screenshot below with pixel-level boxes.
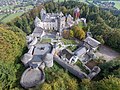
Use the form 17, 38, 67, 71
54, 55, 88, 79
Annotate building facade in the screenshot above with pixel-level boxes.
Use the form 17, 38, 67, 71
39, 8, 66, 32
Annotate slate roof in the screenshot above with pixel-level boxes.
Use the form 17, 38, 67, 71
43, 53, 53, 67
34, 16, 41, 26
33, 44, 52, 56
29, 37, 38, 46
84, 37, 101, 48
30, 55, 42, 62
32, 27, 44, 37
21, 53, 33, 66
74, 47, 87, 57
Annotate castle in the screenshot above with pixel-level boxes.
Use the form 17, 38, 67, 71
35, 8, 66, 33
34, 8, 86, 35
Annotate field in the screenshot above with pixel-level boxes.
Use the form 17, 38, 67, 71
0, 5, 33, 23
0, 12, 24, 23
0, 14, 6, 20
114, 1, 120, 10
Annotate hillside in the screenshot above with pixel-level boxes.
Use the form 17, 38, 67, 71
0, 24, 26, 89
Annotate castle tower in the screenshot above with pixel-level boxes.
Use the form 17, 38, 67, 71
40, 8, 46, 21
73, 7, 80, 19
57, 12, 66, 35
34, 17, 42, 27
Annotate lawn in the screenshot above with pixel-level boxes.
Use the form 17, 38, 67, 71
114, 1, 120, 10
1, 12, 24, 23
0, 5, 34, 23
0, 14, 7, 20
0, 5, 14, 10
61, 38, 76, 45
76, 61, 89, 74
67, 46, 77, 51
78, 22, 83, 28
26, 5, 34, 9
40, 38, 51, 43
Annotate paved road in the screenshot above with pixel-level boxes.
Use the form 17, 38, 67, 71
96, 45, 120, 61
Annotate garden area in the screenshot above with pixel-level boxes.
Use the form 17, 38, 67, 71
61, 38, 77, 45
40, 38, 51, 43
76, 61, 89, 74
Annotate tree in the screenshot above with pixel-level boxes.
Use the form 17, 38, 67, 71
72, 25, 85, 40
95, 35, 105, 44
94, 76, 120, 90
40, 83, 52, 90
78, 29, 85, 40
80, 79, 94, 90
60, 6, 68, 14
69, 30, 74, 38
99, 58, 120, 78
62, 30, 69, 39
105, 30, 120, 52
0, 24, 26, 90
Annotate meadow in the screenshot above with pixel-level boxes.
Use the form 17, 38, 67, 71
0, 5, 33, 23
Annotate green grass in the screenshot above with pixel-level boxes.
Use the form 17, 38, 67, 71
114, 1, 120, 10
1, 12, 24, 23
67, 46, 77, 51
0, 5, 34, 23
61, 38, 76, 45
76, 61, 89, 74
26, 5, 34, 9
0, 5, 14, 10
15, 5, 33, 11
78, 22, 84, 28
0, 14, 7, 20
40, 38, 51, 43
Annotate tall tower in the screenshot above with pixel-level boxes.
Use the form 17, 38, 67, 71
40, 8, 46, 21
73, 7, 80, 19
57, 12, 65, 35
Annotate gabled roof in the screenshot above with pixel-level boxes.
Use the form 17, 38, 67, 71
74, 47, 87, 57
29, 37, 38, 46
34, 17, 41, 26
32, 27, 44, 37
21, 53, 33, 65
43, 53, 53, 62
84, 37, 101, 48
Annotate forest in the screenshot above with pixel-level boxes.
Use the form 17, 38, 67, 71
0, 1, 120, 90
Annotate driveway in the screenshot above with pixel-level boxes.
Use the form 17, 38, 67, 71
96, 45, 120, 61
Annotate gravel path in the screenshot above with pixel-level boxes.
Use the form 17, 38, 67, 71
96, 45, 120, 61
